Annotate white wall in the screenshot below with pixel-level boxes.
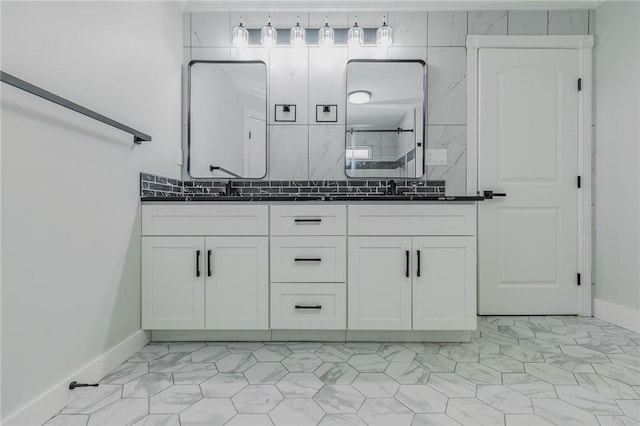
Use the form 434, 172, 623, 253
594, 1, 640, 318
1, 1, 182, 423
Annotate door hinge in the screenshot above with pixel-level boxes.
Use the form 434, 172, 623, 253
577, 176, 582, 188
577, 273, 582, 286
248, 131, 252, 139
578, 78, 582, 91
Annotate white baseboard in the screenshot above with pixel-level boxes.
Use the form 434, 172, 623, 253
3, 330, 150, 426
594, 298, 640, 333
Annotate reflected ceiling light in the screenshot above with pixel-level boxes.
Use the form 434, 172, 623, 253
290, 16, 306, 47
376, 16, 392, 46
348, 90, 371, 104
261, 16, 277, 47
319, 17, 335, 47
232, 17, 249, 48
348, 16, 364, 47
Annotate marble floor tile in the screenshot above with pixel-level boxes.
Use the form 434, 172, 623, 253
385, 362, 430, 385
428, 372, 476, 398
314, 362, 359, 384
215, 353, 257, 373
532, 398, 599, 425
48, 316, 640, 426
477, 385, 533, 414
131, 414, 180, 426
179, 398, 236, 426
200, 373, 247, 397
253, 345, 292, 362
352, 373, 400, 397
313, 385, 365, 414
347, 354, 389, 372
61, 385, 122, 414
149, 385, 202, 414
395, 384, 448, 413
269, 398, 325, 426
357, 398, 413, 426
87, 398, 148, 426
123, 373, 172, 398
172, 363, 218, 384
447, 397, 506, 426
232, 385, 283, 413
276, 373, 323, 397
244, 362, 288, 384
281, 353, 323, 372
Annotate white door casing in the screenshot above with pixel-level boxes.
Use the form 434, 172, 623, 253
467, 36, 593, 315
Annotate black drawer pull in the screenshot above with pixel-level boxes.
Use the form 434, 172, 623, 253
295, 305, 322, 310
196, 250, 201, 277
294, 258, 322, 262
294, 218, 322, 223
207, 250, 212, 277
405, 250, 410, 278
417, 250, 421, 277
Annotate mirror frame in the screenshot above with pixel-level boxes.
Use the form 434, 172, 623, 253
344, 59, 427, 180
187, 60, 269, 180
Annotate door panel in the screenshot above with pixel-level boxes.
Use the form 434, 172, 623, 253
205, 237, 268, 329
142, 237, 205, 329
348, 237, 412, 330
478, 48, 579, 315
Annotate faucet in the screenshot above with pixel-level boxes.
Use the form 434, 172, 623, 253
386, 179, 397, 196
223, 180, 238, 196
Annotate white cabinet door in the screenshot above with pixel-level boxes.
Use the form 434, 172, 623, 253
413, 237, 477, 330
142, 237, 205, 329
205, 237, 268, 329
348, 237, 412, 330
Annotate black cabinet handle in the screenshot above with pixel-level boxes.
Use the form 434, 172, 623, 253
294, 258, 322, 262
483, 190, 507, 200
405, 250, 410, 278
294, 218, 322, 223
417, 250, 421, 277
294, 305, 322, 310
207, 250, 212, 277
196, 250, 201, 277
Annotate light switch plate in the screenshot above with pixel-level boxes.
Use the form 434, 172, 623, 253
426, 149, 447, 166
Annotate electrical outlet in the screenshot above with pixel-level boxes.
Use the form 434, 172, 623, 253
426, 149, 447, 166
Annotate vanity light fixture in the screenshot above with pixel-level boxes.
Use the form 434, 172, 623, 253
261, 16, 277, 47
348, 16, 364, 47
376, 16, 392, 46
348, 90, 371, 104
232, 17, 249, 48
319, 17, 335, 47
290, 17, 306, 47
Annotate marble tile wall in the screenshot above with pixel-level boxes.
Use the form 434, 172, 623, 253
183, 9, 593, 195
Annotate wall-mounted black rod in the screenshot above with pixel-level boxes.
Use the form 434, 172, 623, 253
210, 165, 242, 178
0, 71, 151, 144
69, 381, 99, 390
347, 128, 414, 134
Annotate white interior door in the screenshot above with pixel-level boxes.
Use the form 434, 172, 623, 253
478, 48, 579, 315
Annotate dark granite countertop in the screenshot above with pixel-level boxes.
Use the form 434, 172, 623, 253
141, 195, 485, 202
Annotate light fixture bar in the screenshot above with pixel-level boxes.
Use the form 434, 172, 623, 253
243, 27, 381, 46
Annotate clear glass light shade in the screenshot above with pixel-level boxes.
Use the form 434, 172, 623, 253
348, 19, 364, 47
232, 22, 249, 47
319, 19, 334, 47
290, 20, 306, 47
261, 22, 277, 47
376, 21, 392, 46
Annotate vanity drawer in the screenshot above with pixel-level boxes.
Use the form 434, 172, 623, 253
270, 205, 346, 236
142, 204, 268, 236
271, 236, 346, 282
348, 204, 477, 236
270, 283, 346, 329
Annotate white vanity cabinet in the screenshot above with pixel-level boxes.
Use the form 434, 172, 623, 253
141, 204, 269, 330
348, 205, 477, 330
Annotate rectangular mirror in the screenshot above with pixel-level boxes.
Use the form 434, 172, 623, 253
188, 61, 267, 179
345, 60, 425, 179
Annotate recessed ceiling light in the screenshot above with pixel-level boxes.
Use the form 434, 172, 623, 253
348, 90, 371, 104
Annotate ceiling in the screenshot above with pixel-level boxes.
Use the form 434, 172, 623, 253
179, 0, 605, 12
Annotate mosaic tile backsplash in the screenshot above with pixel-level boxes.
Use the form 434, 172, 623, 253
140, 173, 446, 198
